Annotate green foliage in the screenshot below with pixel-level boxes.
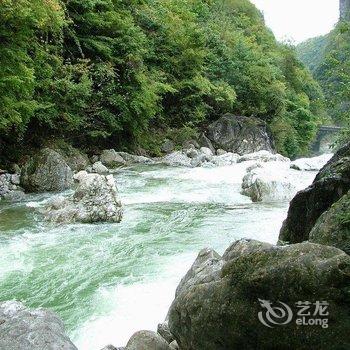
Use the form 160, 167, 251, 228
0, 0, 325, 159
315, 22, 350, 127
296, 35, 329, 74
297, 20, 350, 143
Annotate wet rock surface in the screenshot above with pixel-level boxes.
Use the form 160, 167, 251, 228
206, 114, 274, 154
279, 142, 350, 244
0, 301, 77, 350
168, 239, 350, 350
21, 148, 73, 193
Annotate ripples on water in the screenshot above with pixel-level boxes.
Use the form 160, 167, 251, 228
0, 163, 316, 349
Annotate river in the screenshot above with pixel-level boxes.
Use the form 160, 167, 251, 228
0, 162, 316, 349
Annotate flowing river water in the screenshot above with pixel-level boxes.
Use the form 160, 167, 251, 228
0, 162, 317, 349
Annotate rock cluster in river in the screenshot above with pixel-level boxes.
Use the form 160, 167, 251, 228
100, 143, 350, 350
0, 172, 25, 201
43, 171, 123, 223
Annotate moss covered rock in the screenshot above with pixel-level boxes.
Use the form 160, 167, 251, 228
310, 191, 350, 255
21, 148, 73, 193
279, 142, 350, 244
168, 239, 350, 350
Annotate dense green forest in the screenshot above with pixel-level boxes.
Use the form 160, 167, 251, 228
0, 0, 325, 162
297, 19, 350, 130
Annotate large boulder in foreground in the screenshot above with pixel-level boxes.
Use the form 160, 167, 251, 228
0, 301, 77, 349
309, 191, 350, 255
206, 114, 274, 154
21, 148, 73, 193
168, 239, 350, 350
279, 142, 350, 244
44, 171, 122, 223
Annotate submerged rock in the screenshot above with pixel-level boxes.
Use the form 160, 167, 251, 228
0, 301, 77, 349
44, 172, 122, 223
309, 191, 350, 254
290, 154, 333, 171
168, 239, 350, 350
100, 149, 126, 168
160, 151, 192, 167
117, 152, 154, 164
238, 150, 289, 163
209, 152, 239, 166
241, 162, 296, 202
206, 114, 274, 154
126, 330, 170, 350
279, 142, 350, 244
21, 148, 73, 193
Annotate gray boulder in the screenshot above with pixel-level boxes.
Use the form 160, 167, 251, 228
206, 114, 274, 154
241, 162, 297, 202
199, 147, 213, 157
238, 150, 289, 163
54, 144, 89, 172
168, 239, 350, 350
0, 301, 77, 350
182, 139, 200, 150
92, 161, 109, 174
199, 133, 216, 155
216, 149, 227, 156
21, 148, 73, 193
126, 331, 170, 350
117, 152, 154, 164
100, 149, 126, 168
160, 151, 192, 167
169, 340, 179, 350
0, 173, 25, 201
279, 142, 350, 244
175, 248, 223, 297
157, 322, 174, 344
185, 147, 199, 159
44, 171, 122, 223
161, 140, 175, 154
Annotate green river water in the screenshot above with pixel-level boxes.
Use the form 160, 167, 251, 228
0, 163, 316, 349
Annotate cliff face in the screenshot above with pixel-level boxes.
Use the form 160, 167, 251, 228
340, 0, 350, 20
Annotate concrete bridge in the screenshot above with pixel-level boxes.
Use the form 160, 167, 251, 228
312, 125, 344, 154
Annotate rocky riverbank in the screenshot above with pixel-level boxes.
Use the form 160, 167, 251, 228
0, 135, 347, 350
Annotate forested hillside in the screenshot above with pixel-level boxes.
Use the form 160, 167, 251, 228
296, 35, 329, 74
297, 12, 350, 129
0, 0, 325, 162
